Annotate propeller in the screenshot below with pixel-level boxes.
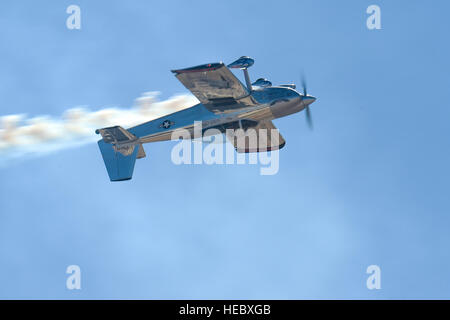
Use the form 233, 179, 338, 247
301, 74, 313, 130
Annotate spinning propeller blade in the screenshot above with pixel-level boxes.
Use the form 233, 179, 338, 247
301, 74, 313, 130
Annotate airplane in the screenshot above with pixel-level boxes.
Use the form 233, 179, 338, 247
95, 56, 317, 181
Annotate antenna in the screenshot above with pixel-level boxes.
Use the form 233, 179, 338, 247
242, 68, 252, 91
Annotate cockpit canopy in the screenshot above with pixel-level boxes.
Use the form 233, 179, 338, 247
252, 78, 272, 87
227, 56, 254, 69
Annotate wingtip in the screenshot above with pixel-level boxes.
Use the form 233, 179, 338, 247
171, 62, 224, 74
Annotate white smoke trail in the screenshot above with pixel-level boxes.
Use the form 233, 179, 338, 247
0, 92, 198, 164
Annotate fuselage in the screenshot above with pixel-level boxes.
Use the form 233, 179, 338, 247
128, 86, 316, 144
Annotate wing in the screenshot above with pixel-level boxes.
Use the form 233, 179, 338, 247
172, 62, 256, 113
226, 120, 286, 153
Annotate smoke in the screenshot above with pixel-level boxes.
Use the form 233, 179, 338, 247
0, 92, 198, 164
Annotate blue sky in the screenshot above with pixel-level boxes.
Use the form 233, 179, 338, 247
1, 0, 450, 299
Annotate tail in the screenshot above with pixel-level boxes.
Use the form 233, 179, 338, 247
95, 126, 146, 181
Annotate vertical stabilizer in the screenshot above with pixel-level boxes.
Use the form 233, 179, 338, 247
96, 126, 143, 181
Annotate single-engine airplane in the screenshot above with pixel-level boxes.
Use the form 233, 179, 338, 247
95, 56, 317, 181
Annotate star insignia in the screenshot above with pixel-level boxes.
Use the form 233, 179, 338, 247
160, 120, 174, 129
